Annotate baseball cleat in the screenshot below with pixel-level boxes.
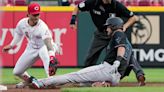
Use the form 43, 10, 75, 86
138, 75, 146, 86
16, 76, 36, 88
16, 82, 28, 88
31, 77, 44, 89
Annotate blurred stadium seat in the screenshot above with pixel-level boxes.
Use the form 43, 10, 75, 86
149, 0, 162, 6
124, 0, 139, 6
6, 0, 14, 6
117, 0, 164, 6
14, 0, 27, 6
1, 0, 164, 6
30, 0, 58, 6
69, 0, 84, 6
138, 0, 150, 6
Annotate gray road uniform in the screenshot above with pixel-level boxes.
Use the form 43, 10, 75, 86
77, 0, 144, 78
31, 30, 133, 88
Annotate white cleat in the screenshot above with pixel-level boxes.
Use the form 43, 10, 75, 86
15, 82, 28, 88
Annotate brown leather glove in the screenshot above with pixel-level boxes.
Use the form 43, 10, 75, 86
49, 56, 59, 76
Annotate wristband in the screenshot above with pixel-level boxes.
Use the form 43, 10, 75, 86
70, 15, 77, 24
116, 56, 124, 61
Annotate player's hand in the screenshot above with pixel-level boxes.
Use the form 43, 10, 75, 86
92, 81, 111, 87
110, 65, 118, 74
110, 60, 120, 74
49, 56, 59, 76
70, 15, 77, 30
123, 25, 127, 32
2, 45, 13, 52
70, 23, 77, 30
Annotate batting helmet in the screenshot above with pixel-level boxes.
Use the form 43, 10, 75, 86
104, 17, 124, 30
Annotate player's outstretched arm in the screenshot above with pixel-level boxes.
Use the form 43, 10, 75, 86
44, 38, 59, 76
2, 32, 23, 52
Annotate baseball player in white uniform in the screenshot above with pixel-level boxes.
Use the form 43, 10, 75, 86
2, 3, 59, 88
29, 17, 133, 88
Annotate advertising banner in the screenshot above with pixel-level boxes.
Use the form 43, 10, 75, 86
129, 13, 164, 67
0, 11, 77, 67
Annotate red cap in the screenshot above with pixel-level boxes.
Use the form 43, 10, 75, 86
28, 3, 40, 15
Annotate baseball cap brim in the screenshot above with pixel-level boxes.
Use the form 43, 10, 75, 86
103, 23, 109, 27
30, 11, 40, 15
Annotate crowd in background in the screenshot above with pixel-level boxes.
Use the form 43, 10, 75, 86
119, 0, 164, 6
0, 0, 164, 6
62, 0, 164, 6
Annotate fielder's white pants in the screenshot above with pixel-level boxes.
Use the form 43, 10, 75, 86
13, 45, 50, 77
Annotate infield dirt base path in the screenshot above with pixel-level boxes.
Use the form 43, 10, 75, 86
2, 82, 164, 92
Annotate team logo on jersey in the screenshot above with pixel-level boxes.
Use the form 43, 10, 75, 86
131, 15, 160, 44
34, 6, 39, 10
115, 36, 121, 44
92, 9, 101, 15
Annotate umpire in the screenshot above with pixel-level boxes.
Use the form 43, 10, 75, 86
70, 0, 145, 86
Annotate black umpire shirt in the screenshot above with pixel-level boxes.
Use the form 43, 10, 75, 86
78, 0, 134, 32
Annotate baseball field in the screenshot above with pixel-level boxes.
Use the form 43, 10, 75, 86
1, 68, 164, 92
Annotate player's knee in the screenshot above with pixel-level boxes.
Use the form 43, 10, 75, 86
13, 69, 23, 76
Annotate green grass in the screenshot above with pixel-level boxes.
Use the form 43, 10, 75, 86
0, 68, 80, 84
121, 68, 164, 82
1, 68, 164, 92
1, 68, 164, 84
62, 87, 164, 92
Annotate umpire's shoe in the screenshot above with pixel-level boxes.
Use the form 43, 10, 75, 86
31, 77, 44, 89
138, 75, 146, 86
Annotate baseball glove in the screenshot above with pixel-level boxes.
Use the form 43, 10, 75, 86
49, 56, 59, 76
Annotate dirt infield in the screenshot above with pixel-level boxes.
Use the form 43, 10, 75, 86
2, 85, 61, 92
2, 82, 164, 92
119, 82, 164, 87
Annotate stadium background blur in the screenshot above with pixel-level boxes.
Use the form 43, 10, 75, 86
0, 0, 164, 6
0, 0, 164, 91
0, 0, 164, 67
